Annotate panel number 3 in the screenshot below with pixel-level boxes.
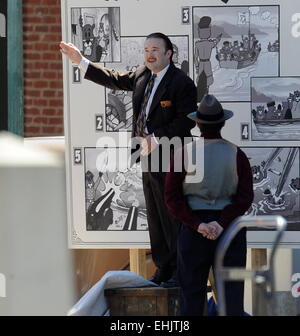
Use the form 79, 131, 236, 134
182, 7, 190, 24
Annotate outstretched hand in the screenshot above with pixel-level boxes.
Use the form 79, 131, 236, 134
59, 41, 83, 65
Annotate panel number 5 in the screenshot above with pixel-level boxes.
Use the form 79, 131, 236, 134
73, 148, 82, 165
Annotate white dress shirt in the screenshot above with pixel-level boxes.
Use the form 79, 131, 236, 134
143, 64, 170, 123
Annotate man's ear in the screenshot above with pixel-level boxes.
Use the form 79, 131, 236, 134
166, 49, 172, 59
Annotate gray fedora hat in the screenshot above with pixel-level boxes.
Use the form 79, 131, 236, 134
188, 94, 233, 124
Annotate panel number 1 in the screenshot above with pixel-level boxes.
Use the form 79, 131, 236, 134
73, 67, 81, 84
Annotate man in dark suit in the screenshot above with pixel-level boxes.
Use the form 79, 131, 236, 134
60, 33, 197, 286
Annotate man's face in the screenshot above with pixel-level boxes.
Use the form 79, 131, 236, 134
144, 38, 171, 73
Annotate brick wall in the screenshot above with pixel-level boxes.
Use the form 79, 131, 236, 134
23, 0, 64, 137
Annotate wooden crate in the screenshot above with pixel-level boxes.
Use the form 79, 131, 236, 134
105, 287, 180, 316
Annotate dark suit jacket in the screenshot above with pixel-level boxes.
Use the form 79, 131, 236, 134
85, 63, 197, 140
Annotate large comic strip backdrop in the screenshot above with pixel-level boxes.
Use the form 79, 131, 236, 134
193, 5, 279, 102
104, 35, 189, 132
62, 0, 300, 248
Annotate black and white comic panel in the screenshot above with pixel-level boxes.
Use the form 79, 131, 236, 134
251, 77, 300, 141
193, 5, 279, 102
104, 35, 189, 132
71, 7, 120, 63
243, 147, 300, 230
84, 148, 147, 231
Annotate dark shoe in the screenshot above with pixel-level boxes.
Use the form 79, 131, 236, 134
160, 276, 179, 288
149, 268, 171, 285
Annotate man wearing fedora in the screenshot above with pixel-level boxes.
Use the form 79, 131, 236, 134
165, 94, 254, 315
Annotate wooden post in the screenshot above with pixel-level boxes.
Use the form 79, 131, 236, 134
251, 248, 267, 269
251, 248, 268, 315
129, 249, 147, 279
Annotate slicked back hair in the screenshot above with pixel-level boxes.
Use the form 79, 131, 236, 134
146, 32, 174, 63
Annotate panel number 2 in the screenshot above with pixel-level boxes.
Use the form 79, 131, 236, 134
95, 115, 104, 131
74, 148, 82, 165
182, 7, 190, 24
241, 123, 249, 140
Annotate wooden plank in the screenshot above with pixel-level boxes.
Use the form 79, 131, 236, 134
129, 249, 147, 278
251, 248, 267, 269
251, 248, 268, 316
156, 295, 167, 316
7, 0, 23, 136
105, 287, 179, 296
105, 287, 180, 316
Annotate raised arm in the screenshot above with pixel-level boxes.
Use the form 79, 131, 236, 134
60, 41, 136, 91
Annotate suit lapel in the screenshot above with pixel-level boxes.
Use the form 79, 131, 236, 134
148, 64, 176, 117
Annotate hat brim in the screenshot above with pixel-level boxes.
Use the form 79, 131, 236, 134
187, 109, 234, 124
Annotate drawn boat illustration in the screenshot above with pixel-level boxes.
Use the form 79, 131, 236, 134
252, 91, 300, 133
215, 9, 261, 69
254, 118, 300, 133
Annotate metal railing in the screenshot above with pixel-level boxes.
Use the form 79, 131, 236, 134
215, 215, 287, 316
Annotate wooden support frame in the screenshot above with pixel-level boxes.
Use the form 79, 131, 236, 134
251, 248, 268, 315
129, 249, 147, 279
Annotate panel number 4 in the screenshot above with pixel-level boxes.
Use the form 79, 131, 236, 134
241, 123, 250, 140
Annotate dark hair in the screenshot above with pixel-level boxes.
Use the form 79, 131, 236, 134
197, 121, 225, 133
146, 32, 174, 63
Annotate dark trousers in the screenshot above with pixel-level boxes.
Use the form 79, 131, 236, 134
177, 211, 247, 316
142, 171, 180, 275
